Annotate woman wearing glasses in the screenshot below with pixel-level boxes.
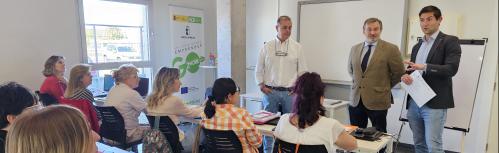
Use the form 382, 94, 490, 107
105, 64, 148, 143
201, 78, 262, 153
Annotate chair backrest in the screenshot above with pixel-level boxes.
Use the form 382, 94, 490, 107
134, 77, 149, 97
201, 128, 243, 153
272, 138, 328, 153
59, 98, 100, 132
35, 90, 58, 106
95, 106, 127, 144
146, 115, 183, 153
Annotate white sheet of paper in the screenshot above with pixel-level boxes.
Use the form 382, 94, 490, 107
401, 71, 436, 107
97, 142, 131, 153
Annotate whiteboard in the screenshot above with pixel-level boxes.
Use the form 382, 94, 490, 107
400, 40, 487, 132
298, 0, 407, 83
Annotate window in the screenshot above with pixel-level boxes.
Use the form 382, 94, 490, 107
80, 0, 152, 91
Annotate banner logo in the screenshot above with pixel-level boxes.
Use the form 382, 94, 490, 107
172, 52, 205, 78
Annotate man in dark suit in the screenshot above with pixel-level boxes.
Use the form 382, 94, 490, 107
401, 5, 462, 153
348, 18, 405, 133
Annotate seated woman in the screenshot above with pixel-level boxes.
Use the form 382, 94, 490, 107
105, 64, 148, 143
6, 105, 100, 153
63, 64, 100, 132
40, 55, 67, 101
64, 64, 94, 103
0, 82, 39, 153
146, 67, 203, 141
273, 72, 357, 152
201, 78, 262, 153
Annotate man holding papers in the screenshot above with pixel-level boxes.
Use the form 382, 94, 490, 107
401, 5, 462, 153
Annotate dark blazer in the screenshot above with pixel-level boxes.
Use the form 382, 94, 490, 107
407, 32, 462, 109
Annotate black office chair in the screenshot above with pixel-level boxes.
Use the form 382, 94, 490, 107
146, 115, 183, 153
272, 138, 328, 153
134, 77, 149, 97
200, 128, 243, 153
95, 106, 142, 152
35, 90, 58, 106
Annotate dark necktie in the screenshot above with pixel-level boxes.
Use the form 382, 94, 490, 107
361, 44, 373, 72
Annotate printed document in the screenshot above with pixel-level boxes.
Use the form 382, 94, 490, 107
401, 71, 436, 107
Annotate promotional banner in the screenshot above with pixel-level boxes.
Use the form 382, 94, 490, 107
169, 6, 205, 105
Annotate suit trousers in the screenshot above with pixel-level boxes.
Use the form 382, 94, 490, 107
348, 98, 388, 132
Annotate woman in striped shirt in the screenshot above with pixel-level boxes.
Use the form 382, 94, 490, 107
64, 64, 94, 102
201, 78, 262, 153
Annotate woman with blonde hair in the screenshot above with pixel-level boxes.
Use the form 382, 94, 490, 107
105, 64, 148, 143
61, 64, 100, 133
5, 105, 100, 153
40, 55, 67, 101
146, 67, 203, 151
65, 64, 94, 102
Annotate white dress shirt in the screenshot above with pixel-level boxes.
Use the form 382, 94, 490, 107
255, 37, 308, 88
105, 83, 146, 131
416, 31, 440, 73
360, 41, 378, 70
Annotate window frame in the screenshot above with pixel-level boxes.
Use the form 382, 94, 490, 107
77, 0, 153, 71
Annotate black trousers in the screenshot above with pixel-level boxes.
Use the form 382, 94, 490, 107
348, 98, 388, 132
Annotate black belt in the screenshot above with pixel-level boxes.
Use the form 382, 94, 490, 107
265, 85, 291, 91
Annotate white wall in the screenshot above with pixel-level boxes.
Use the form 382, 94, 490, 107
487, 71, 498, 153
0, 0, 217, 91
245, 0, 278, 94
275, 0, 498, 152
0, 0, 82, 90
216, 0, 231, 78
408, 0, 495, 39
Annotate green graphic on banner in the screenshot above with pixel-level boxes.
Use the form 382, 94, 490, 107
172, 52, 205, 78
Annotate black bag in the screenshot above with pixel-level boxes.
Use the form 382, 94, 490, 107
351, 127, 383, 141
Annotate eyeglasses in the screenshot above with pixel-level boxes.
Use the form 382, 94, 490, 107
236, 86, 241, 92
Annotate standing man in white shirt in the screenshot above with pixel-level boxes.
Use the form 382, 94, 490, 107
255, 15, 307, 153
255, 15, 307, 114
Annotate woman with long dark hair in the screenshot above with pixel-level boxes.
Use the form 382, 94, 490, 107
274, 72, 357, 152
201, 78, 262, 153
